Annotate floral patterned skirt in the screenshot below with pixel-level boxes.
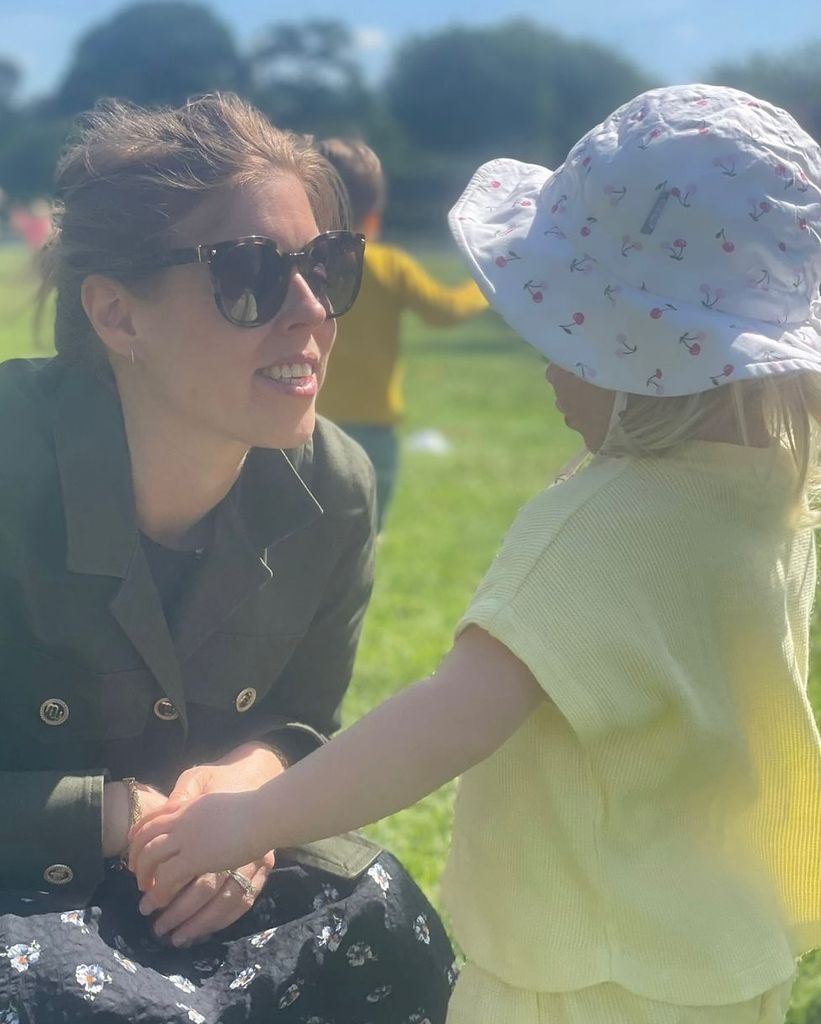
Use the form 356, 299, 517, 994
0, 852, 455, 1024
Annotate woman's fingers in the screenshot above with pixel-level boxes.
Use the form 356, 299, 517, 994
168, 862, 269, 947
151, 872, 227, 939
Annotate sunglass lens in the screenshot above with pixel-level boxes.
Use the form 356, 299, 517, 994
301, 234, 363, 318
214, 242, 286, 326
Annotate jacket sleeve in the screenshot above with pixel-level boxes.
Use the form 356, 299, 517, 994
0, 768, 107, 903
254, 481, 376, 763
390, 247, 488, 325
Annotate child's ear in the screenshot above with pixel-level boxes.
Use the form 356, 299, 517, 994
360, 212, 382, 240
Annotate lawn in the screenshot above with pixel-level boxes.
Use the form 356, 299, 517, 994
1, 240, 819, 1019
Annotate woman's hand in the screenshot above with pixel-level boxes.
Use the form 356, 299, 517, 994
131, 741, 286, 937
166, 740, 287, 806
147, 851, 275, 947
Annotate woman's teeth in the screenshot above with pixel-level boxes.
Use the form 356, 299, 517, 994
259, 362, 314, 381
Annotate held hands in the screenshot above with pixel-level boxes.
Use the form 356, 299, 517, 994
128, 742, 283, 945
129, 789, 268, 923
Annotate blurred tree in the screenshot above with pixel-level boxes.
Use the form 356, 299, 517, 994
706, 43, 821, 143
0, 116, 71, 199
250, 19, 377, 137
53, 1, 246, 114
381, 20, 652, 234
387, 20, 652, 168
0, 57, 21, 111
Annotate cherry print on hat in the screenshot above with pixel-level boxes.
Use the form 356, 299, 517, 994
448, 84, 821, 397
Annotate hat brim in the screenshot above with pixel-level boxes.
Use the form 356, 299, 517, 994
449, 158, 821, 397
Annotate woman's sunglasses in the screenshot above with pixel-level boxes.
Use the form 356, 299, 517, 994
151, 230, 366, 328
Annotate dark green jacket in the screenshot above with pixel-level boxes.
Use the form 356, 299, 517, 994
0, 357, 377, 903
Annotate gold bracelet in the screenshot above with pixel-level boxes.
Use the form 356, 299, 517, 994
120, 777, 142, 866
122, 777, 143, 829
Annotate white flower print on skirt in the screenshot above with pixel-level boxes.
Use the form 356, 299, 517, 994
175, 1003, 206, 1023
165, 974, 196, 995
75, 964, 112, 1001
1, 943, 40, 974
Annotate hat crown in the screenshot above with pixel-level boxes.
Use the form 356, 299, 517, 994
540, 85, 821, 326
449, 84, 821, 397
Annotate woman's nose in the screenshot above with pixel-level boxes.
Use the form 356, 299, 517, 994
278, 270, 328, 330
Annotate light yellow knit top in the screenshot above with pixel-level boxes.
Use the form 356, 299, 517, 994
446, 442, 821, 1004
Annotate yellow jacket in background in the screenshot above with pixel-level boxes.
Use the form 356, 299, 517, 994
318, 242, 487, 426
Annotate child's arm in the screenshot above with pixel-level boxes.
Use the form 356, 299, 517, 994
391, 248, 488, 325
130, 625, 545, 910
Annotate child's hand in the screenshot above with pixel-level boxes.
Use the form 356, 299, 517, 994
128, 790, 264, 909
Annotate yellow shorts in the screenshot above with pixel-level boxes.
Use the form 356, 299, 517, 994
447, 962, 794, 1024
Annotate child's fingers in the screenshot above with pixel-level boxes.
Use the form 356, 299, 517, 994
133, 833, 180, 895
128, 800, 184, 845
128, 810, 180, 871
145, 856, 198, 912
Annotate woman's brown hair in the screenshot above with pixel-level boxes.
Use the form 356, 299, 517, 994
37, 92, 347, 363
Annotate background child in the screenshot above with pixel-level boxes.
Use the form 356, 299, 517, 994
132, 85, 821, 1023
315, 137, 487, 532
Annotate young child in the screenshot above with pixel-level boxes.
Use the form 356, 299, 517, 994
315, 137, 487, 531
131, 85, 821, 1023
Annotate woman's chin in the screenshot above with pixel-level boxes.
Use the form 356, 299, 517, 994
252, 413, 315, 451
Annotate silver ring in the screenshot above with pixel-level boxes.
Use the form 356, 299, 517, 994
226, 869, 255, 900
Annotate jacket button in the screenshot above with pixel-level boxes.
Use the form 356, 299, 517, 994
235, 687, 257, 713
153, 698, 180, 722
39, 698, 70, 726
43, 863, 74, 885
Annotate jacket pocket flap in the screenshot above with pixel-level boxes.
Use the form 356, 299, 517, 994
279, 832, 381, 880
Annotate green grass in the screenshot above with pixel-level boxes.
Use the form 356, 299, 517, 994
1, 243, 819, 1018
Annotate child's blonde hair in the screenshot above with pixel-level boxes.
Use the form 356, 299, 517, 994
603, 375, 821, 524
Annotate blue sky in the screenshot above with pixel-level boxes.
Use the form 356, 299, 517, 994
2, 0, 819, 100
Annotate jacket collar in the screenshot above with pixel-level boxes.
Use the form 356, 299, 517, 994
53, 361, 137, 578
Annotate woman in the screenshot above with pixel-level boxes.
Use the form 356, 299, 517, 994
0, 93, 453, 1024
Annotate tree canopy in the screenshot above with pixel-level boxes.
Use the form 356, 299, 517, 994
249, 19, 374, 137
53, 1, 245, 115
387, 20, 650, 166
0, 58, 21, 111
0, 3, 819, 227
707, 44, 821, 143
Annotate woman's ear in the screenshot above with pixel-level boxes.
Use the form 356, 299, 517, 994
80, 275, 139, 360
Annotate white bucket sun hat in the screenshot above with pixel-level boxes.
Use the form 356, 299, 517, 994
448, 84, 821, 397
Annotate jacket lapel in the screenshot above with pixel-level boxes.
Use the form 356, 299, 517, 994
109, 547, 189, 732
52, 362, 189, 732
